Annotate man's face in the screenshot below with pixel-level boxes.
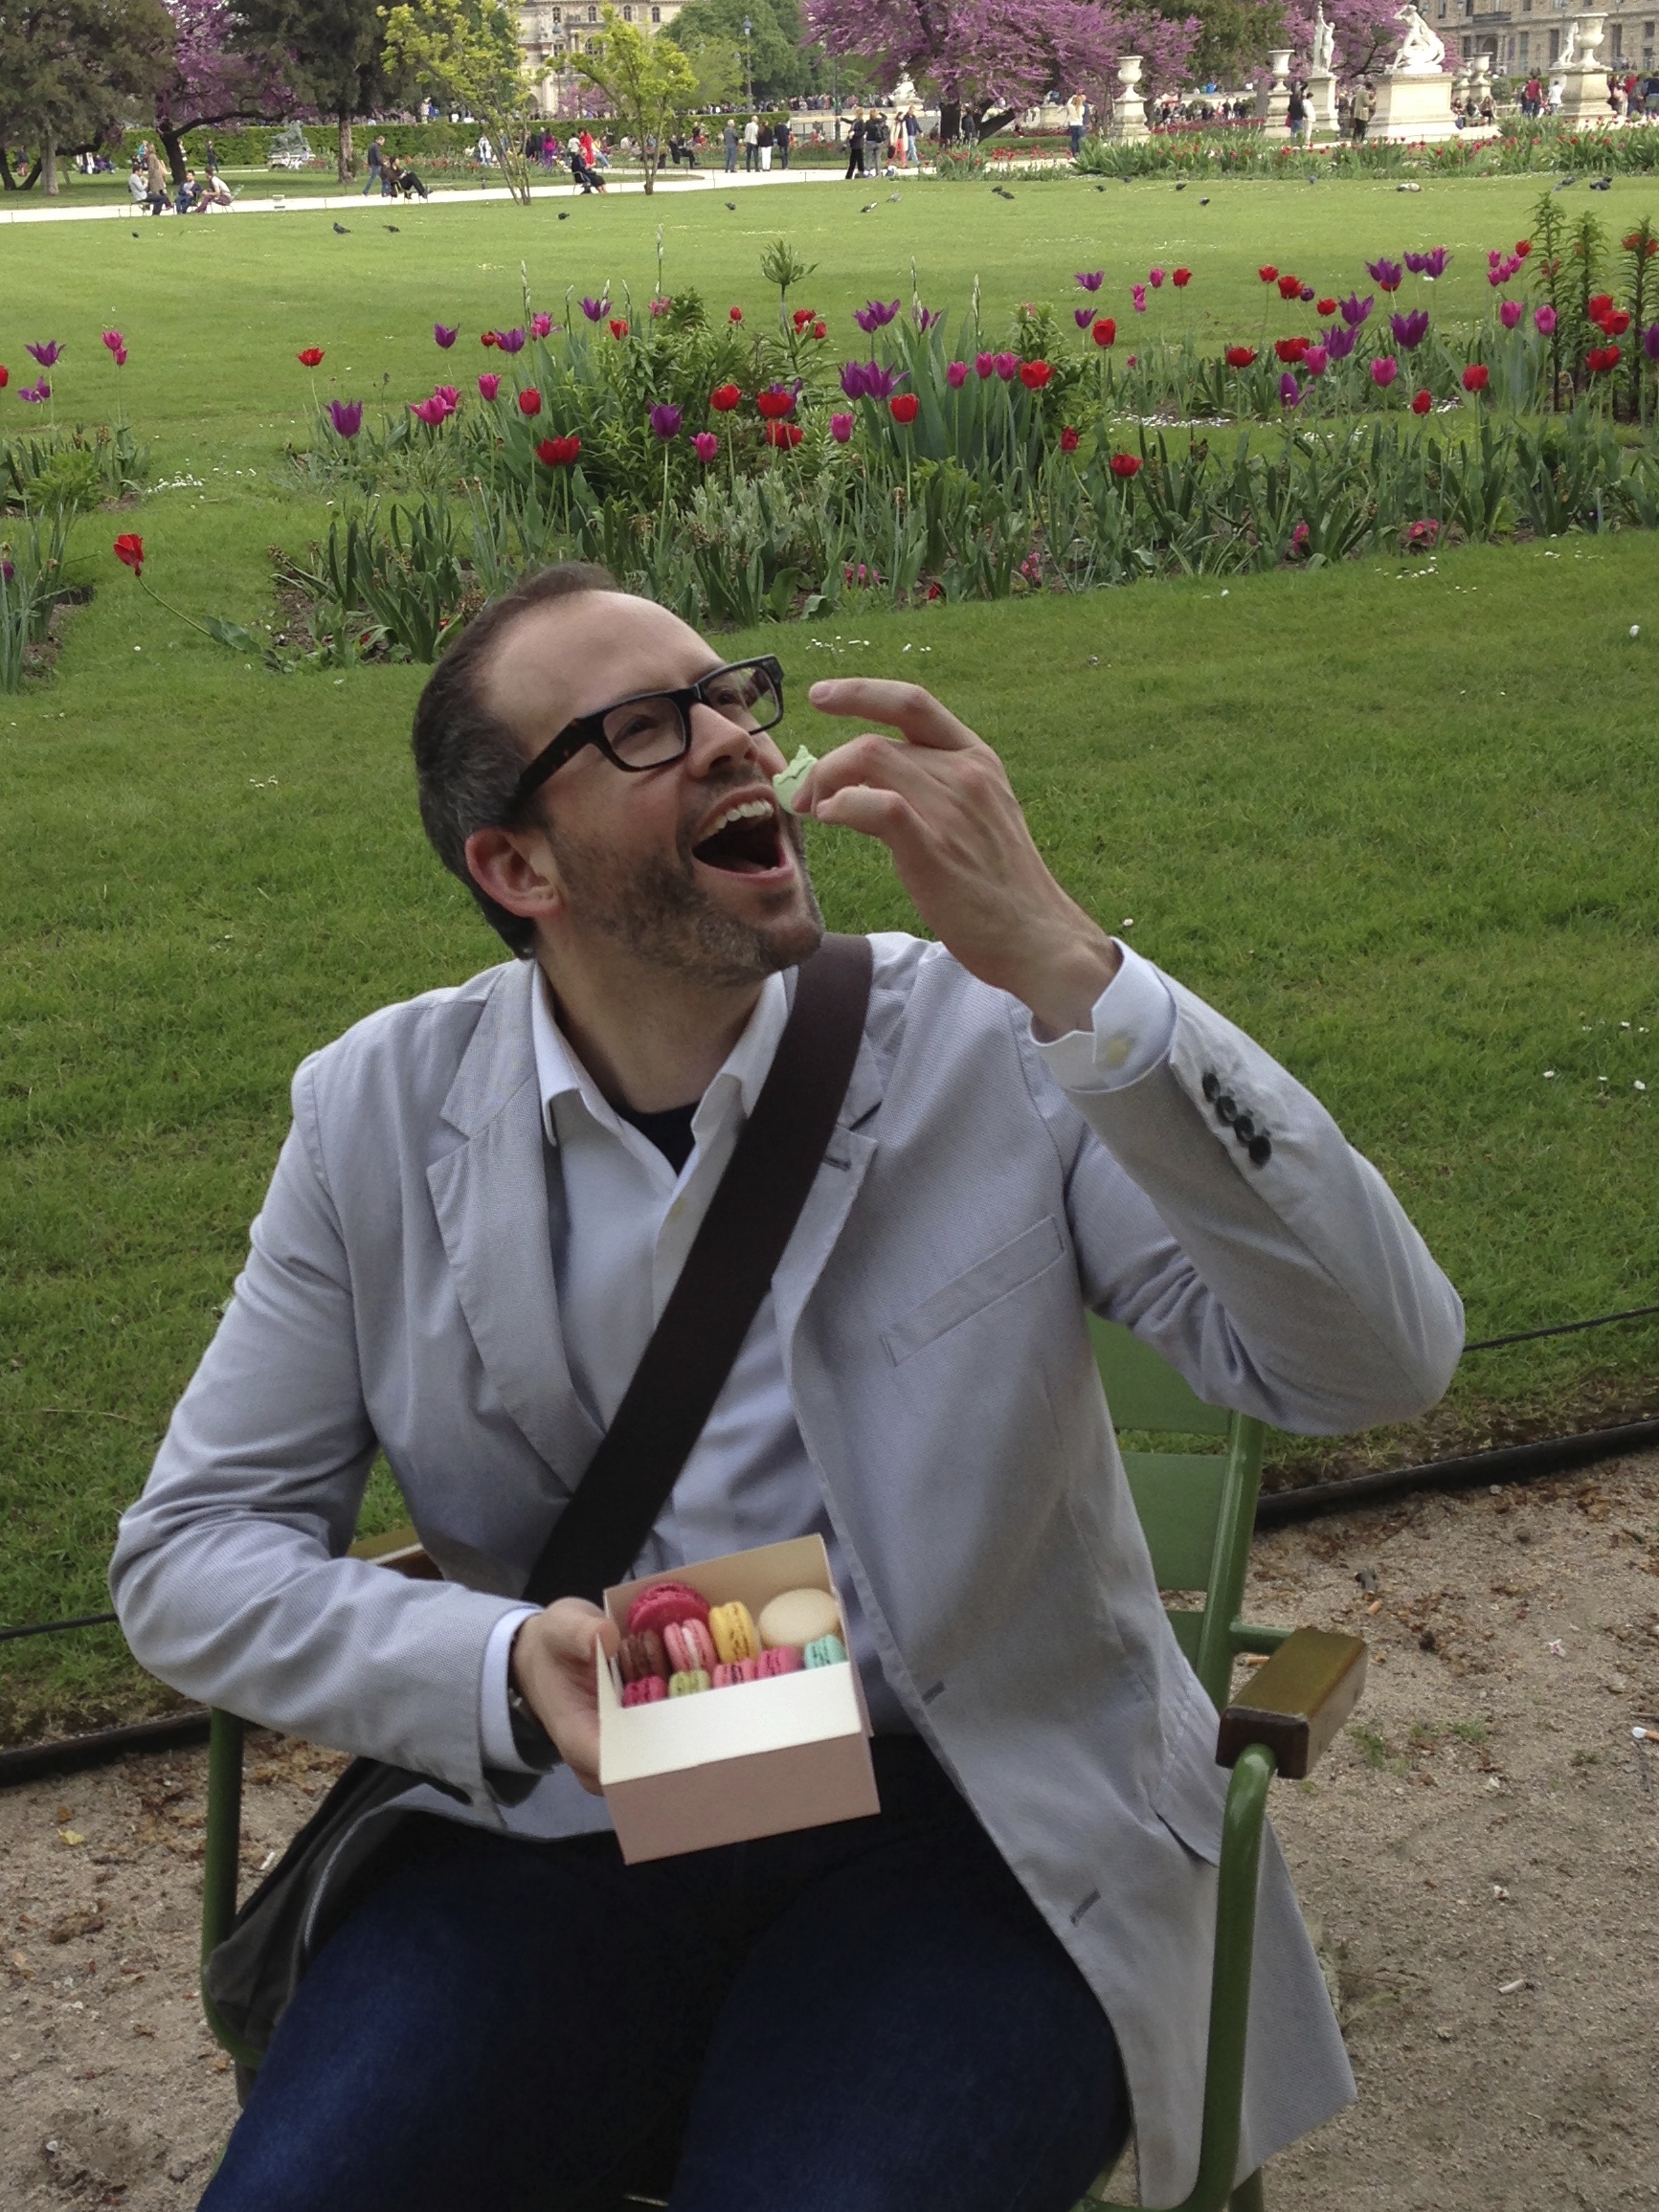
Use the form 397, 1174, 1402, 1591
483, 592, 823, 988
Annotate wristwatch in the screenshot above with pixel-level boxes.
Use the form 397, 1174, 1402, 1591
506, 1683, 559, 1767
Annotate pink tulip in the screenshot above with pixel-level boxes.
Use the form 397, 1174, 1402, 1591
975, 351, 996, 378
693, 431, 718, 461
1304, 345, 1329, 378
829, 412, 855, 442
947, 361, 968, 387
1499, 301, 1524, 330
1132, 285, 1147, 313
1535, 305, 1558, 335
478, 372, 501, 399
1148, 267, 1165, 288
1370, 356, 1399, 389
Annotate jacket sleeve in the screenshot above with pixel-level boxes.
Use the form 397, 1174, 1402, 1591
1031, 968, 1464, 1436
108, 1060, 524, 1805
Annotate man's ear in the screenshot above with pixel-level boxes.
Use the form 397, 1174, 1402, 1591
463, 824, 566, 928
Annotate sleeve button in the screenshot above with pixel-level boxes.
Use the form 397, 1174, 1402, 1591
1201, 1071, 1220, 1101
1248, 1134, 1272, 1167
1215, 1094, 1237, 1124
1233, 1114, 1256, 1142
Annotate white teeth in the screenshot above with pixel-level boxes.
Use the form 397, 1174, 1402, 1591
704, 798, 773, 837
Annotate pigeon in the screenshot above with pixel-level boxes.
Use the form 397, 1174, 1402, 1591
557, 210, 569, 219
1199, 196, 1210, 204
861, 201, 878, 212
132, 229, 141, 236
888, 192, 901, 202
1554, 176, 1576, 189
726, 200, 736, 210
1176, 181, 1186, 191
1590, 175, 1611, 190
333, 221, 349, 234
993, 186, 1015, 200
1094, 183, 1108, 192
385, 223, 400, 232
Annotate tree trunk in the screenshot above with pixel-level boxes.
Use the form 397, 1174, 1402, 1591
938, 99, 961, 145
42, 136, 58, 195
159, 124, 189, 185
0, 147, 15, 192
337, 113, 354, 184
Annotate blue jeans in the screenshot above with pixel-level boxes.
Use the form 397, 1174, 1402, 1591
202, 1740, 1128, 2212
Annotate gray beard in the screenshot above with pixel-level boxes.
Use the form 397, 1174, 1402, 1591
544, 806, 824, 989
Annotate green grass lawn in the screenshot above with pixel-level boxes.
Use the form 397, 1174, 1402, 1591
3, 180, 1658, 1739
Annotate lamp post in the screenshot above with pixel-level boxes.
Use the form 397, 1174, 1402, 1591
742, 14, 753, 108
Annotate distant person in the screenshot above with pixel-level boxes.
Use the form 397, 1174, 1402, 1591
384, 154, 431, 201
174, 167, 200, 214
127, 161, 147, 206
775, 115, 791, 168
1065, 91, 1087, 158
1350, 79, 1374, 142
757, 118, 774, 170
144, 144, 168, 215
844, 108, 865, 178
1287, 80, 1310, 144
363, 135, 387, 196
723, 117, 738, 171
567, 143, 603, 193
904, 106, 919, 165
744, 113, 760, 171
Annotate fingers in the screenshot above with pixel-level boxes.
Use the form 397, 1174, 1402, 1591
806, 678, 981, 753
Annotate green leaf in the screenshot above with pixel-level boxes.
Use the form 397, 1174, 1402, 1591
199, 615, 258, 651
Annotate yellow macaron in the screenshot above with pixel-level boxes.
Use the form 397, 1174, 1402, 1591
708, 1600, 760, 1665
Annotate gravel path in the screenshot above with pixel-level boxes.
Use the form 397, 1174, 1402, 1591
3, 1454, 1656, 2209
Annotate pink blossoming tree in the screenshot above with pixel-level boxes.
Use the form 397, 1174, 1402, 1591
154, 0, 302, 183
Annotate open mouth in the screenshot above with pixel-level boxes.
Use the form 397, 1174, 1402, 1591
691, 796, 789, 877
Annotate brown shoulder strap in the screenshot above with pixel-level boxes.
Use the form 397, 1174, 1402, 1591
523, 932, 874, 1607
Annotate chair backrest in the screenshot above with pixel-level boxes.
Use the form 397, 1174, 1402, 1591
1090, 1317, 1265, 1711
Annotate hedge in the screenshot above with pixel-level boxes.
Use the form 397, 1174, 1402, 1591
117, 121, 484, 170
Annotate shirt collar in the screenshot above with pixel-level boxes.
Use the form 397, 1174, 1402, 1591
531, 964, 792, 1150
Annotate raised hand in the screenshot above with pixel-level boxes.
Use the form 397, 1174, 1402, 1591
796, 679, 1120, 1039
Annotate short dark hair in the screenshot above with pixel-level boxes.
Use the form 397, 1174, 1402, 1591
411, 560, 619, 956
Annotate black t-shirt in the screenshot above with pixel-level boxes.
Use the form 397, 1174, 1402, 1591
615, 1100, 698, 1172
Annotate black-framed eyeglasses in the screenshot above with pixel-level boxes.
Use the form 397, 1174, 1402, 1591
508, 656, 786, 814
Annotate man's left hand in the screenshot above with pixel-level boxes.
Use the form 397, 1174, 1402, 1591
797, 680, 1120, 1039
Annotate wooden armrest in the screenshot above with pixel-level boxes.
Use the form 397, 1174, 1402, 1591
347, 1524, 440, 1579
1215, 1626, 1367, 1780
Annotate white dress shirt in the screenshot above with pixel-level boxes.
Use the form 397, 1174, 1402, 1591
479, 940, 1176, 1834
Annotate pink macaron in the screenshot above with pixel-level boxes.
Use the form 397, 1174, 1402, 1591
622, 1675, 667, 1708
664, 1617, 716, 1675
712, 1659, 760, 1688
755, 1644, 803, 1679
626, 1579, 711, 1641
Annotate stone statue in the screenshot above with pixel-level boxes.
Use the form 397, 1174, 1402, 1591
1558, 17, 1581, 66
1312, 4, 1336, 76
1391, 1, 1446, 72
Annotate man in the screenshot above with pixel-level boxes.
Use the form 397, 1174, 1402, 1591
362, 133, 387, 195
1351, 78, 1374, 141
113, 564, 1461, 2212
843, 105, 864, 177
1287, 79, 1310, 145
722, 114, 738, 171
743, 112, 760, 170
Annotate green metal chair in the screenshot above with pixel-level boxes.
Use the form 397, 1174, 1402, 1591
200, 1320, 1365, 2212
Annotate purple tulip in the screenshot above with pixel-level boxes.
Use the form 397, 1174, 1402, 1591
693, 431, 718, 461
1366, 258, 1402, 293
1536, 305, 1558, 336
829, 412, 855, 442
1132, 285, 1147, 313
1390, 309, 1430, 349
25, 341, 62, 367
1299, 285, 1314, 303
841, 359, 905, 401
1339, 293, 1375, 327
648, 402, 683, 440
530, 312, 554, 339
1075, 271, 1104, 291
434, 323, 459, 347
1370, 355, 1400, 389
1279, 371, 1303, 409
101, 328, 125, 354
914, 305, 942, 331
1404, 252, 1426, 276
1644, 323, 1659, 362
1499, 301, 1524, 330
947, 361, 968, 387
19, 380, 50, 403
992, 352, 1019, 380
1322, 324, 1357, 361
975, 351, 996, 378
1422, 247, 1449, 279
478, 371, 502, 399
409, 396, 449, 425
327, 398, 363, 436
1, 558, 11, 583
495, 327, 527, 354
1075, 306, 1097, 328
580, 297, 610, 322
1304, 345, 1330, 378
853, 298, 900, 332
1149, 266, 1165, 289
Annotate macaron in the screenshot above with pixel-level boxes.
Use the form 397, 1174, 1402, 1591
622, 1676, 666, 1708
618, 1630, 669, 1686
626, 1580, 711, 1640
804, 1634, 847, 1669
755, 1644, 802, 1679
664, 1618, 716, 1675
708, 1600, 759, 1665
757, 1587, 841, 1651
668, 1669, 710, 1696
712, 1659, 759, 1688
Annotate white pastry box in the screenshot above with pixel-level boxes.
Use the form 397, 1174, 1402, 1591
598, 1535, 880, 1864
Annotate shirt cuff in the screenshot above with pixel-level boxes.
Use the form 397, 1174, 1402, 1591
480, 1605, 542, 1776
1032, 943, 1177, 1095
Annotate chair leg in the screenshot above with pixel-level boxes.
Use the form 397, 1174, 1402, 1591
1230, 2172, 1265, 2212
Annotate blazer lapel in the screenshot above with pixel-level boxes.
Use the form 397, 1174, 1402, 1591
426, 963, 603, 1488
772, 1022, 884, 1354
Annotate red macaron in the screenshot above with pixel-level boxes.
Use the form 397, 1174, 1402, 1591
626, 1579, 711, 1641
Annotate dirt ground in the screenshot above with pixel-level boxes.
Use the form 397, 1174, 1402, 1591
2, 1454, 1656, 2212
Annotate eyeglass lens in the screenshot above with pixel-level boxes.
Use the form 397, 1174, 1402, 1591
602, 662, 783, 768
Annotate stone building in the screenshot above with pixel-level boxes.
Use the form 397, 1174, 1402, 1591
1433, 0, 1656, 78
518, 0, 688, 113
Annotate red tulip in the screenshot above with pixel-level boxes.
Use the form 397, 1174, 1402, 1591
1018, 360, 1053, 390
1258, 265, 1278, 283
1588, 293, 1615, 322
1173, 267, 1191, 288
113, 533, 145, 572
710, 383, 742, 412
1060, 425, 1080, 452
812, 321, 826, 340
1276, 275, 1302, 301
1603, 308, 1631, 336
792, 307, 813, 329
1586, 345, 1622, 372
1316, 297, 1337, 317
0, 366, 8, 389
1462, 363, 1490, 393
1225, 346, 1257, 369
296, 347, 325, 368
609, 318, 629, 340
1109, 453, 1142, 480
1515, 238, 1532, 258
536, 434, 581, 466
729, 305, 743, 322
1410, 388, 1433, 414
481, 330, 500, 347
765, 420, 804, 446
755, 387, 796, 419
518, 388, 543, 416
889, 392, 920, 424
1274, 335, 1309, 364
1091, 318, 1116, 347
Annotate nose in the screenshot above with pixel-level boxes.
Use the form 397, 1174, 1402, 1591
684, 698, 781, 779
